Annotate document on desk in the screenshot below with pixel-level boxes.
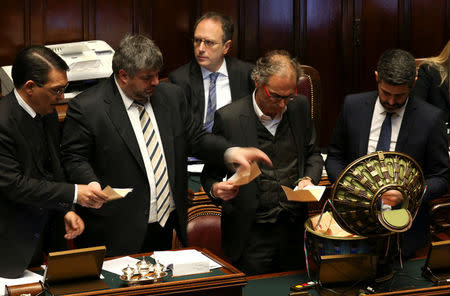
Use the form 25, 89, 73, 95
153, 250, 222, 276
282, 184, 326, 202
228, 162, 261, 186
1, 270, 42, 296
102, 186, 133, 201
102, 256, 139, 275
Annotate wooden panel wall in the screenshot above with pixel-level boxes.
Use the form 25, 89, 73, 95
0, 0, 449, 146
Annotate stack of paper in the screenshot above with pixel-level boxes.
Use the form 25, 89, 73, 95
153, 250, 222, 276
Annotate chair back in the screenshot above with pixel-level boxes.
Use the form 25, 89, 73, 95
297, 65, 322, 122
187, 204, 227, 260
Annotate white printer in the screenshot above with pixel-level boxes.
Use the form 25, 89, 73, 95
0, 40, 114, 99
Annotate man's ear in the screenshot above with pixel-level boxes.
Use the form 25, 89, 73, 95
118, 69, 129, 83
23, 80, 36, 96
223, 40, 232, 55
374, 71, 379, 83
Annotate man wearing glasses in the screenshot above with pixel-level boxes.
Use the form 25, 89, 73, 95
201, 50, 323, 275
169, 11, 254, 131
0, 45, 107, 278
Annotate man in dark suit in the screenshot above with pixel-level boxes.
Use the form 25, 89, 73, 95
169, 12, 254, 131
326, 49, 448, 258
201, 50, 323, 275
61, 34, 270, 257
0, 46, 107, 278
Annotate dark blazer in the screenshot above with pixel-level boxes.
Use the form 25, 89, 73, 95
325, 91, 448, 201
168, 56, 254, 124
413, 64, 449, 123
201, 95, 323, 262
61, 76, 230, 257
0, 92, 73, 278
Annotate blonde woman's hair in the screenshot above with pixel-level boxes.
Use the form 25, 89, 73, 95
421, 40, 450, 86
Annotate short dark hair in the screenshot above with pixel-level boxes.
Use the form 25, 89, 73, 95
112, 34, 163, 77
194, 12, 234, 43
251, 50, 303, 85
377, 49, 417, 88
12, 45, 69, 89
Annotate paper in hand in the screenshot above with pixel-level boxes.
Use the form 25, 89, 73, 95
228, 162, 261, 186
102, 186, 133, 201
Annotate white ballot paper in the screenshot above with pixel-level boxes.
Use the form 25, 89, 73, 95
153, 249, 222, 277
282, 184, 326, 202
1, 270, 42, 296
102, 256, 139, 275
102, 186, 133, 201
228, 162, 261, 186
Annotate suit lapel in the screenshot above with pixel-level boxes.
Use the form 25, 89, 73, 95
104, 79, 146, 174
396, 96, 415, 151
239, 97, 258, 147
359, 94, 377, 155
226, 57, 240, 101
190, 62, 205, 115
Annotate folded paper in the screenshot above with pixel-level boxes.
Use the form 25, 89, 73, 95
282, 184, 325, 202
102, 186, 133, 201
228, 162, 261, 186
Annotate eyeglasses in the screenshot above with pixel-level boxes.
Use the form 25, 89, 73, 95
193, 38, 220, 48
35, 82, 68, 96
263, 84, 297, 101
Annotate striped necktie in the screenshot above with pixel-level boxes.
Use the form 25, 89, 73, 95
204, 72, 219, 132
376, 112, 394, 151
135, 102, 171, 227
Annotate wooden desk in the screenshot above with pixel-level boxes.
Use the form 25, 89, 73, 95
49, 248, 246, 296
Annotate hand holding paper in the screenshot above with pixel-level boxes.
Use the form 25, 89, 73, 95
228, 162, 261, 186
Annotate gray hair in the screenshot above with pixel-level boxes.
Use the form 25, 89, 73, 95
377, 49, 416, 88
251, 50, 303, 85
112, 34, 163, 77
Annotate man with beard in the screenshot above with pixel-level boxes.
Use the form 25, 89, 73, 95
61, 34, 270, 257
326, 49, 448, 258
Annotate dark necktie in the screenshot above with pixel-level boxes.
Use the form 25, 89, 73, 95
204, 72, 219, 132
376, 112, 394, 151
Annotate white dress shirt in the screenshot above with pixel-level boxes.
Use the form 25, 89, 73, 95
367, 96, 408, 154
114, 78, 175, 223
201, 59, 232, 123
14, 88, 78, 203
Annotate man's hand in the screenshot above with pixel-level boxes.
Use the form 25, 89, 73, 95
64, 211, 85, 240
297, 177, 313, 189
76, 182, 108, 209
224, 147, 272, 172
212, 181, 239, 201
381, 190, 404, 207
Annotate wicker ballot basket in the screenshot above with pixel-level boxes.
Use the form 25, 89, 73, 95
330, 151, 426, 236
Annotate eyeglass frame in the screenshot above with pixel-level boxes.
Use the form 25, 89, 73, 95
34, 81, 68, 96
262, 84, 297, 101
192, 38, 222, 48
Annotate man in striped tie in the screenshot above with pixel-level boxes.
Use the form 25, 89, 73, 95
61, 34, 271, 257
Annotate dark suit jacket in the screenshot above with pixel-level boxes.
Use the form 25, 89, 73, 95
201, 95, 323, 262
168, 56, 254, 124
0, 92, 73, 278
61, 76, 230, 257
413, 64, 449, 123
325, 91, 448, 202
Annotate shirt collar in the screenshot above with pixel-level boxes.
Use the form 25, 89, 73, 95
14, 88, 37, 118
201, 58, 228, 80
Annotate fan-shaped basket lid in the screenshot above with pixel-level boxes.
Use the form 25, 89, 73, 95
331, 151, 426, 236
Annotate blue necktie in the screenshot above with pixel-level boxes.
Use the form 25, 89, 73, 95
205, 72, 219, 132
376, 112, 394, 151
